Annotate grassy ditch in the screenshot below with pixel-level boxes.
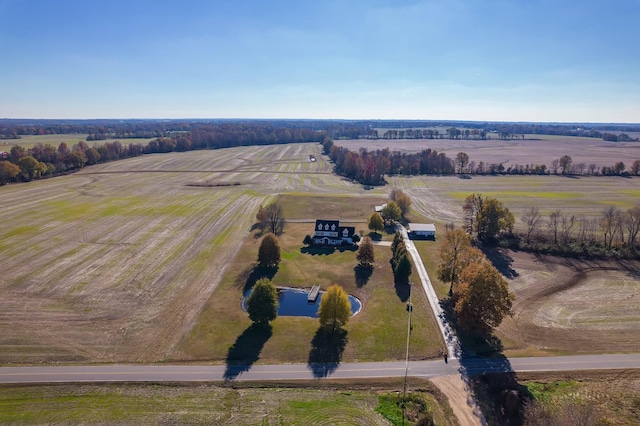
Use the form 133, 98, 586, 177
0, 379, 457, 425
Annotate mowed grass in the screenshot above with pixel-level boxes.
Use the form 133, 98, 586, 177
0, 379, 457, 425
0, 384, 388, 425
181, 194, 444, 363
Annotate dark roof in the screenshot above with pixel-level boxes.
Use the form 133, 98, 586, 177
339, 226, 355, 237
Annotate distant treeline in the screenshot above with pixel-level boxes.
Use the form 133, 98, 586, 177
0, 123, 327, 185
365, 126, 638, 143
322, 139, 455, 186
2, 119, 639, 141
323, 139, 640, 186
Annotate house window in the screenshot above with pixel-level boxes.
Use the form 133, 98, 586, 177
317, 223, 322, 230
331, 224, 336, 231
343, 229, 348, 236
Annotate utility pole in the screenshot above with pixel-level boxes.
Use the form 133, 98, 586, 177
402, 281, 413, 425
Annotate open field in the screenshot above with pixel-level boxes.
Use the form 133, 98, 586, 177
401, 174, 640, 356
0, 378, 456, 425
0, 143, 393, 364
0, 134, 156, 150
336, 135, 640, 171
1, 142, 445, 365
2, 139, 640, 365
387, 174, 640, 225
494, 252, 640, 355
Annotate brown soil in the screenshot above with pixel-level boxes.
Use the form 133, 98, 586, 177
335, 136, 640, 170
495, 250, 640, 354
430, 375, 484, 426
0, 143, 385, 364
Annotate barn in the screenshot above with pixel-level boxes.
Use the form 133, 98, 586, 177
408, 223, 436, 239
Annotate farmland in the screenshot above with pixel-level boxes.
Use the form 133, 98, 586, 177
1, 136, 640, 366
0, 142, 381, 364
335, 135, 640, 171
2, 142, 443, 365
0, 134, 156, 150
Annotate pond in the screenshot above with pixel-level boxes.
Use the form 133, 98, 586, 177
242, 287, 362, 318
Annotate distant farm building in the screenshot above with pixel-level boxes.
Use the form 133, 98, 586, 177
312, 219, 356, 246
374, 203, 387, 213
408, 223, 436, 239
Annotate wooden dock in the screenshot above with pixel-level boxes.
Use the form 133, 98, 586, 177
308, 285, 321, 302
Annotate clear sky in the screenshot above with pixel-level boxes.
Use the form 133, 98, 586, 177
1, 0, 638, 122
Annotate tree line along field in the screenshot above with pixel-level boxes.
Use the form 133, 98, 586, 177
1, 139, 640, 365
0, 134, 157, 151
0, 142, 444, 364
396, 173, 640, 355
336, 134, 640, 174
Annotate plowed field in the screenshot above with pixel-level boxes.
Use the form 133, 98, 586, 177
0, 143, 386, 363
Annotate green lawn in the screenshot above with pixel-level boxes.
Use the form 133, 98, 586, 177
181, 195, 444, 363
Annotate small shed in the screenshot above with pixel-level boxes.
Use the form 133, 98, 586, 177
374, 203, 387, 213
408, 223, 436, 239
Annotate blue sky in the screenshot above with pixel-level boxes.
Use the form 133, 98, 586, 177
1, 0, 638, 122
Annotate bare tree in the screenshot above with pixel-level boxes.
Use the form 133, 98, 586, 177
588, 163, 598, 175
574, 162, 586, 175
265, 202, 285, 235
548, 210, 561, 244
550, 159, 560, 174
560, 214, 576, 245
626, 204, 640, 246
521, 206, 542, 243
600, 206, 620, 248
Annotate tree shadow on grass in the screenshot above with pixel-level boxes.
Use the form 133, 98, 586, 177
237, 264, 278, 293
224, 323, 273, 381
394, 279, 410, 302
354, 264, 373, 287
368, 232, 382, 241
300, 246, 335, 256
481, 246, 519, 279
307, 327, 348, 378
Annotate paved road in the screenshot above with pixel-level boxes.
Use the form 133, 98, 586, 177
1, 354, 639, 384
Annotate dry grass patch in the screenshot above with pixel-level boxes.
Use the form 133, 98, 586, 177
0, 378, 458, 425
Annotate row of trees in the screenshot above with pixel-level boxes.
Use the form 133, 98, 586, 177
390, 232, 412, 284
517, 204, 640, 257
437, 229, 514, 332
376, 128, 489, 140
323, 139, 455, 186
324, 140, 639, 186
0, 122, 330, 184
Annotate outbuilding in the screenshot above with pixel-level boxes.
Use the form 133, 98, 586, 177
408, 223, 436, 239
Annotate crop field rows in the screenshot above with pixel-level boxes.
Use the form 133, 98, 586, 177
387, 174, 640, 227
0, 143, 391, 363
335, 136, 640, 170
2, 140, 640, 364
